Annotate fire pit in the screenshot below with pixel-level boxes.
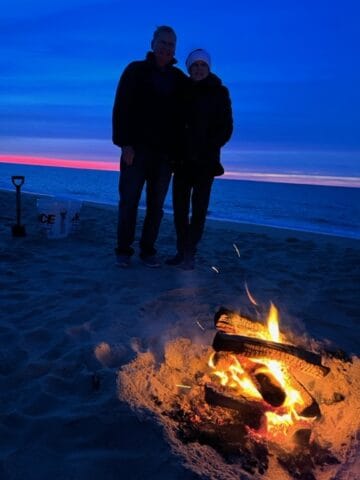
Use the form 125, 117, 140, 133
119, 305, 360, 480
205, 306, 328, 448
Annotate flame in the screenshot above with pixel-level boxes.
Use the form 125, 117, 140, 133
208, 303, 313, 441
267, 302, 280, 342
255, 303, 281, 342
208, 353, 262, 399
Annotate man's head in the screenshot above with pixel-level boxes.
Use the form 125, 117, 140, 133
186, 49, 211, 82
151, 26, 177, 67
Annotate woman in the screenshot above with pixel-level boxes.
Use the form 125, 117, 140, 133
166, 49, 233, 269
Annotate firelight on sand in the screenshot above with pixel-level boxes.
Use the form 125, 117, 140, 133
119, 301, 359, 480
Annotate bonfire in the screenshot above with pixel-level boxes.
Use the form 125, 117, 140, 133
119, 303, 360, 480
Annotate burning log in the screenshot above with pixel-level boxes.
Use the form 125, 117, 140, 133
213, 332, 330, 378
204, 383, 264, 429
251, 369, 286, 407
215, 307, 268, 336
211, 353, 320, 418
287, 374, 321, 418
245, 359, 321, 418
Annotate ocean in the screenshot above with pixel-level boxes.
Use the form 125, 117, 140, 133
1, 162, 359, 240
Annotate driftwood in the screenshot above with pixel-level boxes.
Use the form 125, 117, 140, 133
213, 332, 330, 378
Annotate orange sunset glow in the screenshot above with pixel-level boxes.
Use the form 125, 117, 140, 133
0, 155, 118, 172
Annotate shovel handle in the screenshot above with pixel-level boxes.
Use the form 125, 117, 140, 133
12, 176, 25, 188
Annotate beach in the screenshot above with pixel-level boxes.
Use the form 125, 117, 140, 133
1, 189, 359, 479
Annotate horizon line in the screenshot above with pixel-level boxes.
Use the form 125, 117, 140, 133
1, 154, 359, 188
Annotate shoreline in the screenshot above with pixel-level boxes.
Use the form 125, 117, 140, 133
2, 188, 360, 242
82, 197, 360, 243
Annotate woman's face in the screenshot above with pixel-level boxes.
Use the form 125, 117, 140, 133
189, 61, 210, 82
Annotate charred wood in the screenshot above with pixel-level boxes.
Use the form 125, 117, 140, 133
253, 371, 286, 407
204, 383, 263, 429
287, 374, 321, 418
213, 332, 330, 378
277, 442, 340, 480
174, 405, 270, 476
293, 428, 312, 448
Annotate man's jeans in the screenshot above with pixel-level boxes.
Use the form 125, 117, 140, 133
116, 149, 172, 257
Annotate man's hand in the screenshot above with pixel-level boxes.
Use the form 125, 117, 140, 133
121, 146, 135, 166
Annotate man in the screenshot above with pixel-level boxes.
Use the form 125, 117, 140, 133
112, 25, 187, 268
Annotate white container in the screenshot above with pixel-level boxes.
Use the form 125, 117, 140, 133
37, 198, 82, 239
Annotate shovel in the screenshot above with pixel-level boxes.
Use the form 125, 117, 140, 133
11, 175, 26, 237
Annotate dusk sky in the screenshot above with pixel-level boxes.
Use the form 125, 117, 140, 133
1, 0, 359, 183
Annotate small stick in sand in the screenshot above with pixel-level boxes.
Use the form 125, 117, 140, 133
176, 384, 192, 389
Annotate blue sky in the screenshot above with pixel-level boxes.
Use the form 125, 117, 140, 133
1, 0, 359, 181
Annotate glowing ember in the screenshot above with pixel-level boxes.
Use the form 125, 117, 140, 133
244, 282, 258, 306
233, 243, 240, 257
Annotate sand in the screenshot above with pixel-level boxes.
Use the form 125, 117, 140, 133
0, 189, 359, 480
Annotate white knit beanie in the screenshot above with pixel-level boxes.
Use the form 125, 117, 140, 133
185, 49, 211, 72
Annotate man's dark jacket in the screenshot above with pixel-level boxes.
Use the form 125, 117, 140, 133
182, 72, 233, 177
112, 52, 187, 157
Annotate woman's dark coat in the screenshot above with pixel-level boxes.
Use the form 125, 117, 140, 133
181, 73, 233, 177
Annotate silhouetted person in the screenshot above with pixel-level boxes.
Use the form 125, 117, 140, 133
112, 25, 187, 267
166, 49, 233, 270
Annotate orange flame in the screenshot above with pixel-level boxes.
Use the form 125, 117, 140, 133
267, 302, 280, 342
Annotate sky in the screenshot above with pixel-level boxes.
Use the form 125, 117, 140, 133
1, 0, 360, 184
